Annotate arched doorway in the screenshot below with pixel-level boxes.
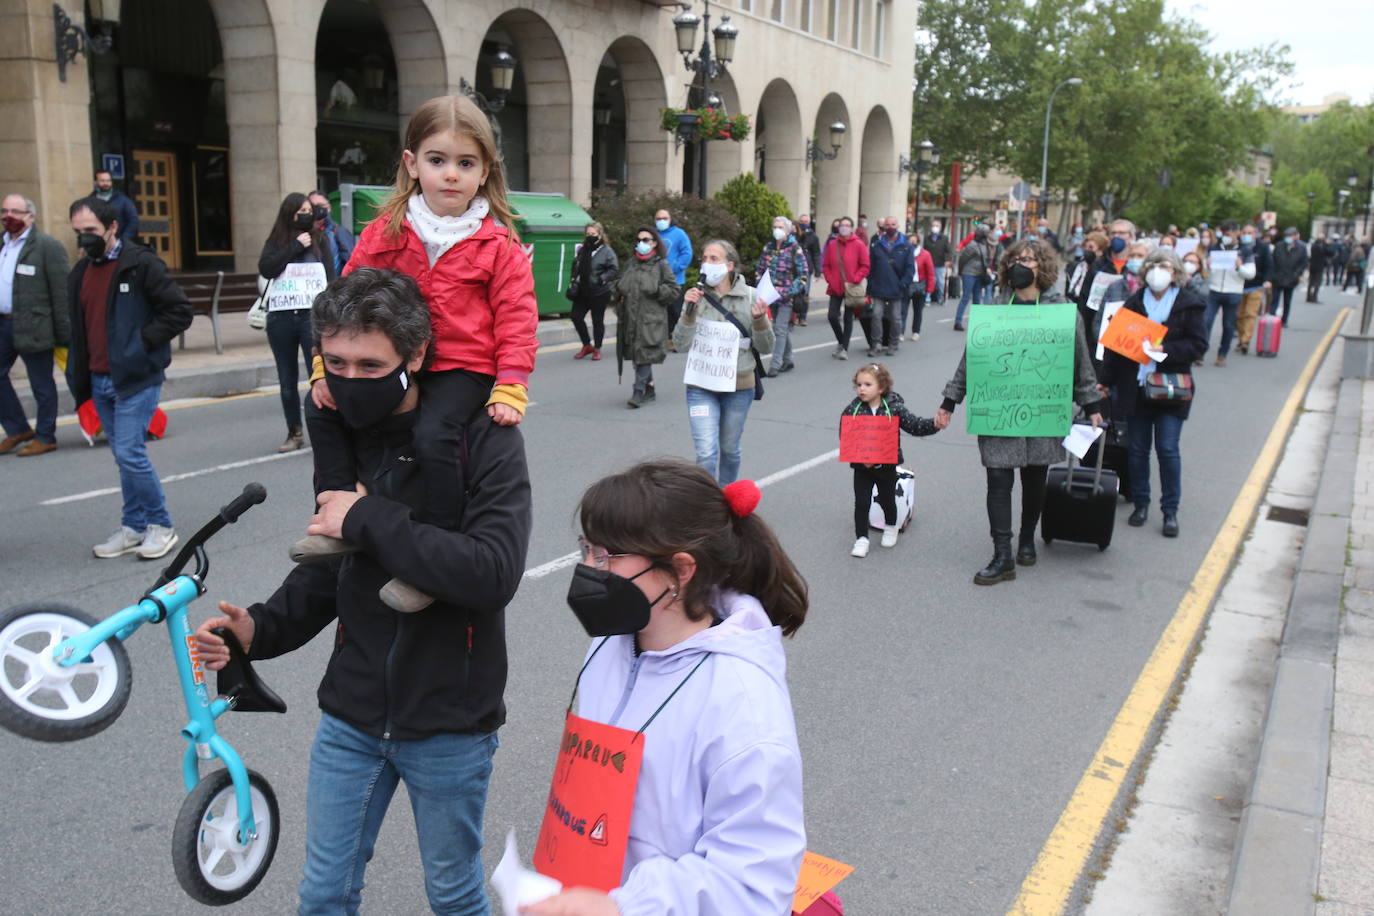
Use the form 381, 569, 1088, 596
754, 79, 804, 212
859, 105, 896, 226
314, 0, 402, 192
595, 37, 670, 194
811, 93, 853, 228
478, 10, 573, 195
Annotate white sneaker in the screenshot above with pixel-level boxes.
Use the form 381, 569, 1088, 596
93, 526, 143, 558
137, 524, 179, 560
851, 536, 870, 558
881, 527, 899, 548
910, 332, 921, 341
832, 346, 849, 361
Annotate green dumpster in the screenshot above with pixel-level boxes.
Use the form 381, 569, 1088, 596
331, 184, 392, 237
508, 192, 593, 317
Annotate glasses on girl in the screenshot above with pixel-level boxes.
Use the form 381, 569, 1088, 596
577, 536, 632, 570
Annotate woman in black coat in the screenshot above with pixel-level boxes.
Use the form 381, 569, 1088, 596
1097, 246, 1208, 538
258, 192, 337, 452
568, 221, 619, 361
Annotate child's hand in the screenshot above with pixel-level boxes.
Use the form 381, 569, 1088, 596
488, 402, 523, 426
311, 378, 337, 410
522, 888, 620, 915
935, 408, 952, 430
194, 601, 255, 670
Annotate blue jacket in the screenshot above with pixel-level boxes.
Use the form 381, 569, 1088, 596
65, 242, 193, 403
867, 232, 915, 299
660, 224, 693, 284
324, 216, 355, 271
94, 189, 140, 243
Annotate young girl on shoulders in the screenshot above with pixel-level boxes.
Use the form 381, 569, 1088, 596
525, 459, 807, 916
297, 94, 539, 612
842, 362, 938, 558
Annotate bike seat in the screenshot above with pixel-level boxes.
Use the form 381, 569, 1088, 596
212, 627, 287, 714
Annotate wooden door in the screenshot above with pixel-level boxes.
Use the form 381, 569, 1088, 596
131, 149, 181, 269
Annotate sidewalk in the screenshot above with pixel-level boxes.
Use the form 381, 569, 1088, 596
1084, 306, 1374, 915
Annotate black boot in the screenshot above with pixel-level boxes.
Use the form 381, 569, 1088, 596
975, 536, 1017, 585
1016, 534, 1037, 566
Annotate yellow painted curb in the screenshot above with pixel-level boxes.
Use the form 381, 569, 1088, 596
1007, 307, 1351, 915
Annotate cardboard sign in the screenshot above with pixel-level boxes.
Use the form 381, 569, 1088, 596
964, 303, 1077, 438
756, 269, 781, 306
792, 852, 856, 914
1100, 306, 1167, 365
267, 262, 328, 311
1095, 301, 1125, 361
682, 319, 741, 392
534, 713, 644, 892
839, 413, 899, 464
1208, 250, 1237, 273
1174, 238, 1199, 257
1085, 271, 1119, 312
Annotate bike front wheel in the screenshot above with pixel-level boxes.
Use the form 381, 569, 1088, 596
173, 768, 280, 906
0, 603, 132, 741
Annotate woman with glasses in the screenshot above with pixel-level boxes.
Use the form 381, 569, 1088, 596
613, 226, 680, 408
935, 239, 1105, 584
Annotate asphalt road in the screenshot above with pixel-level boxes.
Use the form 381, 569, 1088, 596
0, 288, 1357, 914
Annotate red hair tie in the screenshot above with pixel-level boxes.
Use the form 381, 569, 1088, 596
722, 480, 761, 518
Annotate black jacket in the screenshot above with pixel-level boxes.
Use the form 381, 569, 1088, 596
797, 226, 822, 275
840, 390, 938, 466
1097, 286, 1209, 420
1310, 240, 1331, 269
572, 240, 618, 300
246, 400, 533, 740
923, 233, 952, 265
258, 234, 338, 283
1270, 239, 1309, 288
1074, 255, 1118, 330
66, 242, 193, 404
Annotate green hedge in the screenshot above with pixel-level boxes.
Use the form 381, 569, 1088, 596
586, 189, 741, 287
713, 174, 793, 281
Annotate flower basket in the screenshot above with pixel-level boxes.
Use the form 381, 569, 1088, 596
660, 107, 751, 142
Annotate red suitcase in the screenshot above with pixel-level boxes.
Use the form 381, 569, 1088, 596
1256, 314, 1282, 357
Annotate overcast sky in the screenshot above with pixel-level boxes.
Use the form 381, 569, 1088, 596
1165, 0, 1372, 107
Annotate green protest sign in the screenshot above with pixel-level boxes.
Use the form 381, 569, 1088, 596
964, 303, 1077, 437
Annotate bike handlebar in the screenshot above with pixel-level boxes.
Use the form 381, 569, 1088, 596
152, 483, 268, 591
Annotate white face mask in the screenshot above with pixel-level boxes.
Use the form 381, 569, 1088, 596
1145, 266, 1173, 292
772, 227, 787, 241
838, 225, 853, 237
700, 262, 729, 287
1183, 261, 1199, 276
931, 225, 941, 235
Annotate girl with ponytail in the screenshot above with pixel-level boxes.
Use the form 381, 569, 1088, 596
527, 459, 807, 914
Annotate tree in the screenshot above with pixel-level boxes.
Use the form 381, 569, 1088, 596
712, 174, 792, 278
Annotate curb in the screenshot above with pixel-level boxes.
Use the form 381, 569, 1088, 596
1225, 349, 1362, 912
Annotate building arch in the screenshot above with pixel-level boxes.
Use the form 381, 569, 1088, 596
858, 104, 896, 225
810, 92, 853, 228
594, 36, 670, 194
754, 78, 805, 214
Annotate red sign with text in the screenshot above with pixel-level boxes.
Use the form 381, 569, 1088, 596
839, 414, 899, 464
534, 713, 644, 892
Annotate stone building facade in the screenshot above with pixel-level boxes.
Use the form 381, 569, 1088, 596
2, 0, 914, 274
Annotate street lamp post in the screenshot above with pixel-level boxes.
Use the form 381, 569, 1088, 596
1306, 191, 1316, 234
672, 2, 738, 198
458, 48, 518, 148
899, 139, 938, 232
1039, 77, 1082, 223
805, 121, 846, 166
1263, 178, 1273, 214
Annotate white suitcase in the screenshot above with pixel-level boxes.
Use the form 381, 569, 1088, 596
869, 467, 915, 532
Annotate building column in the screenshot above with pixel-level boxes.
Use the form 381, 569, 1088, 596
0, 0, 96, 250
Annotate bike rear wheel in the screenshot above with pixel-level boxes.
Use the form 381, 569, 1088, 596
173, 768, 280, 906
0, 603, 132, 741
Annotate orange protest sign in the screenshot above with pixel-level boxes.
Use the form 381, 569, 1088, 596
1100, 307, 1168, 365
534, 713, 644, 892
839, 414, 899, 464
792, 851, 856, 913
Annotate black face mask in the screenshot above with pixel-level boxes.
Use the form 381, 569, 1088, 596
324, 361, 411, 429
293, 212, 315, 231
77, 231, 108, 261
1009, 264, 1037, 290
566, 563, 671, 637
312, 205, 329, 223
584, 235, 600, 248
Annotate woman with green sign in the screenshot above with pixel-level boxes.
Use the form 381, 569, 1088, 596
935, 238, 1105, 585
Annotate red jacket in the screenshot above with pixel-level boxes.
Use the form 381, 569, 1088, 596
822, 234, 871, 297
345, 214, 538, 388
914, 248, 936, 291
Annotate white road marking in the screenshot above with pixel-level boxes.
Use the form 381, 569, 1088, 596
522, 447, 839, 580
41, 449, 313, 506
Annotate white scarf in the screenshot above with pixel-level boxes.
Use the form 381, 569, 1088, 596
406, 193, 489, 267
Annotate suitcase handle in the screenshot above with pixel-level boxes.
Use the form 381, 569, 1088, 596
1066, 422, 1108, 491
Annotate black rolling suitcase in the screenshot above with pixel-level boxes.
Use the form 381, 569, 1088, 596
1041, 428, 1119, 551
1083, 420, 1132, 501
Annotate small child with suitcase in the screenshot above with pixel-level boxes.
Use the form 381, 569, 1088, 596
841, 362, 939, 557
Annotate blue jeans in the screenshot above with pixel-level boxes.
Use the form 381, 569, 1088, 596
1204, 292, 1241, 358
1127, 411, 1184, 514
685, 385, 754, 483
955, 275, 988, 325
0, 316, 58, 443
90, 373, 172, 531
266, 308, 312, 433
299, 713, 498, 916
931, 266, 947, 303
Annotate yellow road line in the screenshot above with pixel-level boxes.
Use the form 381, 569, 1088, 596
1007, 307, 1351, 916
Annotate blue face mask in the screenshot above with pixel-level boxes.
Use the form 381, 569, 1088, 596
1073, 245, 1084, 258
1240, 233, 1254, 245
655, 218, 670, 232
635, 240, 654, 256
1126, 258, 1145, 274
1110, 237, 1127, 254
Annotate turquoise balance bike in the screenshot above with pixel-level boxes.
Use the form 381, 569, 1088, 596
0, 483, 286, 906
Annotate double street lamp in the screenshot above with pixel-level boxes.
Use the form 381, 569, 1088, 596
1039, 77, 1082, 221
899, 138, 939, 231
672, 2, 738, 198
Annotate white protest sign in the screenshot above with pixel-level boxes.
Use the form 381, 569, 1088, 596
1086, 271, 1119, 313
756, 269, 781, 306
1174, 237, 1198, 257
1208, 250, 1237, 273
682, 319, 740, 392
491, 830, 562, 916
1096, 300, 1125, 361
268, 262, 329, 311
